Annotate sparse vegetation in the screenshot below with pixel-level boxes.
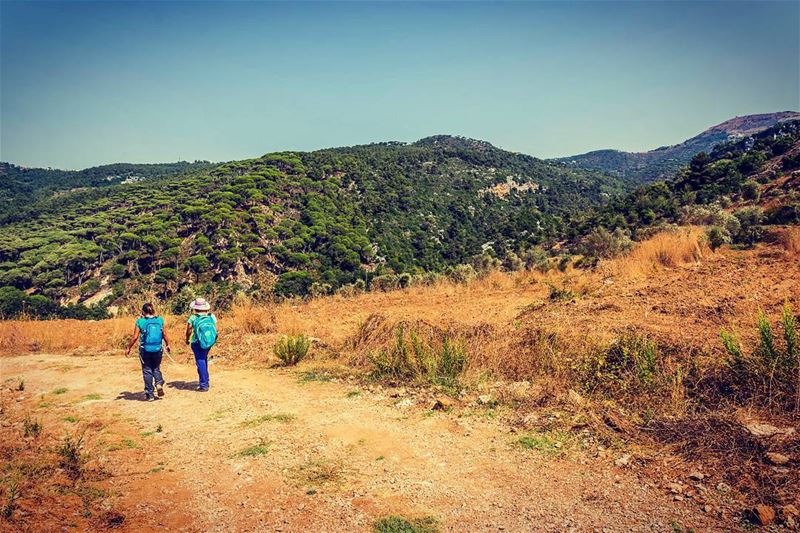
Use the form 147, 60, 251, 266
274, 334, 311, 366
373, 515, 439, 533
517, 431, 571, 457
234, 441, 270, 458
1, 481, 18, 519
240, 413, 295, 427
23, 417, 42, 438
57, 435, 85, 479
367, 326, 466, 389
721, 301, 799, 409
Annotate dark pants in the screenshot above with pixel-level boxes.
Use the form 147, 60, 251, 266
191, 342, 210, 390
139, 349, 164, 395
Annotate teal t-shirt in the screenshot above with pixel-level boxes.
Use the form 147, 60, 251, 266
187, 313, 216, 344
135, 316, 164, 348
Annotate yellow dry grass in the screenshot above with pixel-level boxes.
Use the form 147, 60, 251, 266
0, 228, 733, 374
782, 226, 800, 256
608, 227, 709, 278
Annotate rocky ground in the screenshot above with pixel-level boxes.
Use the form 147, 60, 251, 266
1, 353, 768, 533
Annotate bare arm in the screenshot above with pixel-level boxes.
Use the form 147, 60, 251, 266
125, 325, 140, 357
161, 324, 172, 353
185, 322, 193, 345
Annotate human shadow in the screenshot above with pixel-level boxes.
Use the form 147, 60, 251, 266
115, 391, 149, 401
167, 380, 198, 391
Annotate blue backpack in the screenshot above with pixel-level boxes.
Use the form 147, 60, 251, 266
194, 315, 217, 349
141, 318, 164, 352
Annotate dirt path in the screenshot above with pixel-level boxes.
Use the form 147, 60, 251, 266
2, 353, 730, 532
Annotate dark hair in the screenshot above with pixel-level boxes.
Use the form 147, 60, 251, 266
142, 303, 155, 316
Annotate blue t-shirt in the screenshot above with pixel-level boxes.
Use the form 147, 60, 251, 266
135, 316, 164, 349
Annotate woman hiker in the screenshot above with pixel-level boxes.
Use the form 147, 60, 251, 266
126, 302, 172, 401
185, 298, 218, 392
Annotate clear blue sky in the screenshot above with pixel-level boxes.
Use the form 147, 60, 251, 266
1, 1, 798, 169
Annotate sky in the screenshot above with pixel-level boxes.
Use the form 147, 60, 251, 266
1, 1, 798, 169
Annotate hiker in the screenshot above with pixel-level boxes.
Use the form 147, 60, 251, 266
185, 298, 218, 392
125, 302, 172, 401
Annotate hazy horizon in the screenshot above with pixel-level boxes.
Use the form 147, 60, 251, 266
2, 1, 798, 169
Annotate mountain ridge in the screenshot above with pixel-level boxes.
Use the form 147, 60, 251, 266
553, 111, 800, 182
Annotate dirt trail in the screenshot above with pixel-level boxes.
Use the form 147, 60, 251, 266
1, 353, 733, 532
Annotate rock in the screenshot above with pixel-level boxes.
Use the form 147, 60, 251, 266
389, 387, 406, 398
744, 422, 796, 438
614, 454, 631, 467
765, 452, 790, 465
668, 483, 683, 494
395, 398, 414, 409
432, 396, 453, 410
477, 394, 494, 405
751, 504, 776, 526
716, 482, 731, 493
688, 471, 705, 481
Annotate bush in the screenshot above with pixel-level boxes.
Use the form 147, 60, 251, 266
446, 264, 477, 284
274, 334, 311, 366
721, 301, 798, 409
733, 207, 765, 246
582, 227, 632, 259
580, 333, 660, 396
58, 435, 85, 480
309, 282, 332, 298
706, 226, 731, 251
367, 326, 467, 388
274, 271, 312, 298
373, 515, 439, 533
740, 180, 761, 202
522, 246, 549, 272
371, 274, 399, 292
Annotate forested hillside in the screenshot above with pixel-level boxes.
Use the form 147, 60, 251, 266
554, 111, 800, 182
0, 161, 214, 222
569, 119, 800, 254
0, 137, 625, 313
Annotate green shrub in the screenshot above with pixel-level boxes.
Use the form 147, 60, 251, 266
733, 207, 765, 247
371, 274, 399, 292
721, 301, 799, 409
368, 326, 467, 388
582, 227, 632, 259
58, 435, 85, 479
273, 334, 311, 366
581, 333, 660, 395
740, 180, 761, 202
23, 417, 42, 438
446, 264, 477, 284
373, 515, 438, 533
705, 225, 730, 251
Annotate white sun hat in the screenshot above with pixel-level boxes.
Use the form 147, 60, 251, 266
191, 298, 211, 311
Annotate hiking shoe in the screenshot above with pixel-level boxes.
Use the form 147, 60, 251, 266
146, 394, 156, 402
156, 385, 164, 397
196, 386, 208, 392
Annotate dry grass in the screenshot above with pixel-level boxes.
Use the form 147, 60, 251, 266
609, 227, 709, 278
781, 226, 800, 256
0, 229, 704, 362
228, 297, 276, 335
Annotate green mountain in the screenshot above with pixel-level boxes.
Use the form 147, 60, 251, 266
570, 119, 800, 251
0, 136, 628, 309
0, 161, 215, 223
553, 111, 800, 183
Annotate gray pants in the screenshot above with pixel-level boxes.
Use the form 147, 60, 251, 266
139, 349, 164, 395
